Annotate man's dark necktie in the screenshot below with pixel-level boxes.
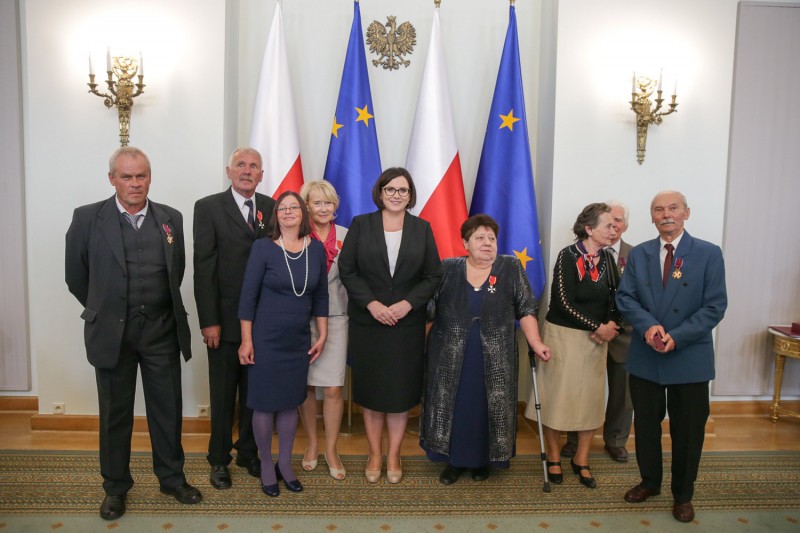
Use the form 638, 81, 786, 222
244, 199, 255, 232
124, 212, 143, 230
663, 243, 674, 287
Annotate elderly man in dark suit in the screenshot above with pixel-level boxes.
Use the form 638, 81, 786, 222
562, 201, 635, 463
616, 191, 727, 523
193, 147, 275, 489
65, 147, 202, 521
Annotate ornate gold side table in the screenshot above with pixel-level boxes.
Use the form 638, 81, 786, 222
768, 327, 800, 422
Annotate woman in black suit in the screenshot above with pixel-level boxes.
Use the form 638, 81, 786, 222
338, 167, 441, 484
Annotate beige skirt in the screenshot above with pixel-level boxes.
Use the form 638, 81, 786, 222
524, 321, 607, 431
308, 315, 348, 387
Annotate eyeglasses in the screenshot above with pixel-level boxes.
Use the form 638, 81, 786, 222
383, 186, 410, 198
277, 205, 302, 213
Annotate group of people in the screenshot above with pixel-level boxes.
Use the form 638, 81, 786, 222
66, 145, 726, 525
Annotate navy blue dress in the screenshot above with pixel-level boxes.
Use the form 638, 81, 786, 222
423, 281, 510, 469
238, 238, 328, 412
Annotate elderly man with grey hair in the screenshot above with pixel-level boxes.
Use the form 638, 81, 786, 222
561, 200, 635, 463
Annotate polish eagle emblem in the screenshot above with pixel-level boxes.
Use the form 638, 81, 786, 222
366, 16, 416, 70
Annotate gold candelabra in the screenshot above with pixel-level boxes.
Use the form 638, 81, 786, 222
87, 52, 145, 146
630, 73, 678, 165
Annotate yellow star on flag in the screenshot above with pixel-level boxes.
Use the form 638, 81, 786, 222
499, 109, 521, 131
331, 116, 344, 138
355, 105, 374, 127
514, 247, 533, 269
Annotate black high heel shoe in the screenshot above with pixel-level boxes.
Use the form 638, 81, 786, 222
275, 463, 303, 493
546, 461, 563, 484
261, 483, 279, 497
570, 459, 596, 489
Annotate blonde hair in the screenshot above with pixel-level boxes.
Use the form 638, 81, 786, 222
300, 180, 340, 210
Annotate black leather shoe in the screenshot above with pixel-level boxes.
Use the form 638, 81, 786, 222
160, 482, 203, 504
276, 463, 303, 492
570, 459, 597, 489
546, 461, 563, 484
261, 483, 280, 497
210, 465, 232, 489
604, 445, 629, 463
439, 464, 465, 485
236, 456, 262, 478
99, 494, 126, 520
560, 441, 577, 458
471, 466, 490, 481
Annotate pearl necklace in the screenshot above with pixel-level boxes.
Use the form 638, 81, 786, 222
279, 236, 309, 297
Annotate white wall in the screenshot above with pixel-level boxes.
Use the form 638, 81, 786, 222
22, 0, 225, 414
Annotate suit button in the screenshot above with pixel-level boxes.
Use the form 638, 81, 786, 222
673, 309, 679, 313
119, 319, 124, 324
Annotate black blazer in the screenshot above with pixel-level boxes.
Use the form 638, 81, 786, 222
338, 210, 441, 327
65, 196, 191, 368
193, 188, 275, 343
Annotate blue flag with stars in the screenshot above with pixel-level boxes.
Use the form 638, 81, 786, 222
323, 1, 382, 227
469, 5, 545, 297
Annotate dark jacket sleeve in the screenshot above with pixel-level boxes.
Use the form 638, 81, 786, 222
193, 197, 220, 328
65, 208, 90, 307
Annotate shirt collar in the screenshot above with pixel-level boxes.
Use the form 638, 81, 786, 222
115, 196, 148, 217
660, 231, 684, 251
230, 188, 255, 212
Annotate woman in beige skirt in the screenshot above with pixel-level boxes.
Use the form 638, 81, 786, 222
525, 203, 621, 489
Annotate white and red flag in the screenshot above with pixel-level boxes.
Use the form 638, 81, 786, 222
406, 7, 468, 259
250, 0, 304, 197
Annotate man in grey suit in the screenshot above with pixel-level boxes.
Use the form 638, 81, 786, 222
193, 147, 275, 489
562, 201, 634, 462
66, 147, 202, 521
616, 191, 727, 523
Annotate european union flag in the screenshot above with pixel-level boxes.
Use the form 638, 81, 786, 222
323, 1, 382, 227
469, 5, 545, 298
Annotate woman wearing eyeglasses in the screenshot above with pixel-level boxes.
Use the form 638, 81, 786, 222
238, 191, 329, 497
338, 167, 442, 484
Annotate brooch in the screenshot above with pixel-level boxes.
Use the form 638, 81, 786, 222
672, 258, 683, 279
257, 211, 265, 230
162, 223, 174, 245
487, 275, 497, 294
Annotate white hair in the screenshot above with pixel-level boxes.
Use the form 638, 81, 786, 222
605, 199, 629, 225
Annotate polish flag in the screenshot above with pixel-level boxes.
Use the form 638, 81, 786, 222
406, 8, 468, 259
250, 1, 303, 197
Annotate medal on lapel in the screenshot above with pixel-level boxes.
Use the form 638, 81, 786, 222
672, 258, 683, 279
257, 211, 265, 230
619, 256, 626, 275
487, 275, 497, 294
162, 223, 174, 245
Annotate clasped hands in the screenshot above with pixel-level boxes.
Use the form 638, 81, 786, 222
367, 299, 412, 326
645, 324, 675, 353
590, 321, 620, 344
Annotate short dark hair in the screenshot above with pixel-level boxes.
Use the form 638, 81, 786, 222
461, 214, 500, 241
573, 202, 611, 241
371, 167, 417, 210
267, 191, 312, 240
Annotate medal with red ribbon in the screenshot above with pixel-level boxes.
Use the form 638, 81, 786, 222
487, 275, 497, 293
619, 256, 626, 275
672, 258, 683, 279
256, 211, 265, 230
162, 223, 174, 245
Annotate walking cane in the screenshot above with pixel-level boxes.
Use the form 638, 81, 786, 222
528, 344, 551, 493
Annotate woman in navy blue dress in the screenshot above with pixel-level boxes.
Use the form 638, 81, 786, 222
238, 191, 328, 497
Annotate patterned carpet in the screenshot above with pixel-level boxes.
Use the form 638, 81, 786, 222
1, 451, 799, 531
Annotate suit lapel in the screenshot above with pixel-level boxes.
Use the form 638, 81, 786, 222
644, 238, 665, 307
149, 202, 174, 273
97, 197, 126, 271
370, 211, 391, 276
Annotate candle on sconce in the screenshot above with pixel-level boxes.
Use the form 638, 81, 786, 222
632, 72, 636, 93
673, 79, 678, 96
106, 47, 111, 72
139, 52, 144, 76
89, 52, 94, 76
658, 69, 663, 92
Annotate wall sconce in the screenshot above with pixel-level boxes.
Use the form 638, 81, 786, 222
87, 49, 146, 147
630, 71, 678, 164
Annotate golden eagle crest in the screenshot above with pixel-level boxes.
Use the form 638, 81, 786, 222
366, 16, 416, 70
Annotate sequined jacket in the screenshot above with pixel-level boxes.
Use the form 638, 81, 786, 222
420, 255, 538, 462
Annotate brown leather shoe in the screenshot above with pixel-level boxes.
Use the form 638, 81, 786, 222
673, 501, 695, 522
624, 483, 661, 503
604, 445, 629, 462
